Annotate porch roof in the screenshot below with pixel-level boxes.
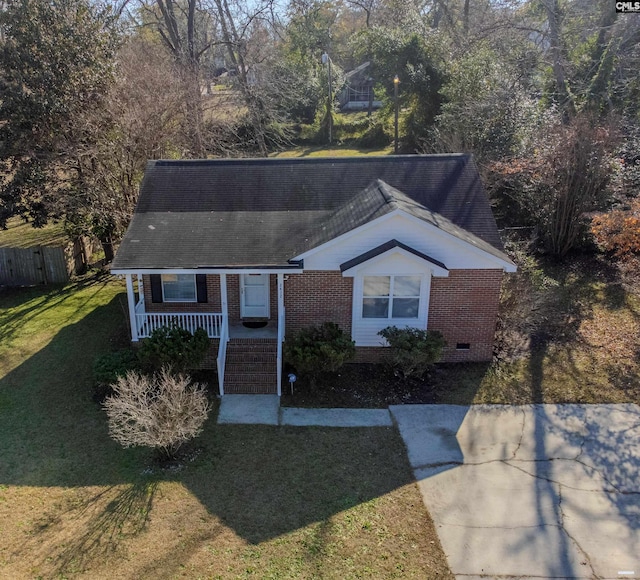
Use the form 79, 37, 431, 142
112, 155, 509, 270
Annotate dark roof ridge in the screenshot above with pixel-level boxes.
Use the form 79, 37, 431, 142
113, 154, 513, 270
375, 179, 396, 205
373, 178, 432, 215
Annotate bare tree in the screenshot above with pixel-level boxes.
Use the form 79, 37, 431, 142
211, 0, 276, 155
65, 37, 186, 261
104, 368, 210, 460
489, 114, 617, 257
139, 0, 215, 156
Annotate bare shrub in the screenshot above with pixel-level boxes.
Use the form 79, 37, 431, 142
488, 113, 617, 256
103, 367, 210, 460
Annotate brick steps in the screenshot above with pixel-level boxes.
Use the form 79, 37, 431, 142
223, 338, 278, 395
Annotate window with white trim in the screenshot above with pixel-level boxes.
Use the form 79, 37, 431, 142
362, 275, 421, 319
161, 274, 197, 302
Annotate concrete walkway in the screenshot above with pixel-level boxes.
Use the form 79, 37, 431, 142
216, 395, 393, 427
390, 404, 640, 580
217, 395, 280, 425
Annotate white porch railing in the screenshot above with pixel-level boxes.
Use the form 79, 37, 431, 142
135, 305, 224, 339
276, 306, 285, 396
217, 317, 229, 397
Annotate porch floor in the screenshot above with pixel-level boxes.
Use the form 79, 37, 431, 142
228, 320, 277, 339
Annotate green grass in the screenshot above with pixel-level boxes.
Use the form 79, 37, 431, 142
0, 274, 451, 579
273, 146, 392, 158
0, 216, 68, 248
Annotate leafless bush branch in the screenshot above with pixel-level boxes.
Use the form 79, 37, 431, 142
103, 367, 210, 460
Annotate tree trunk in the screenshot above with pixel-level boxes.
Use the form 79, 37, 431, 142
541, 0, 575, 119
462, 0, 470, 37
100, 235, 115, 263
214, 0, 268, 156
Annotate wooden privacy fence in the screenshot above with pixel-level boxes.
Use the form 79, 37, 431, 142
0, 238, 95, 286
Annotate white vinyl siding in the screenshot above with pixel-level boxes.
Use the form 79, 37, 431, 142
298, 212, 508, 271
161, 274, 197, 302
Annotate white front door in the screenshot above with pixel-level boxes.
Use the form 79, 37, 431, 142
240, 274, 270, 318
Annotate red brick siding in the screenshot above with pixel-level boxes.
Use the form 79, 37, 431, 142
427, 269, 503, 362
227, 274, 240, 322
284, 271, 353, 336
140, 269, 502, 364
142, 275, 221, 312
201, 339, 220, 369
269, 274, 279, 320
143, 273, 278, 323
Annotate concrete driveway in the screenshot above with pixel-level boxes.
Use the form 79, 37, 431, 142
389, 404, 640, 579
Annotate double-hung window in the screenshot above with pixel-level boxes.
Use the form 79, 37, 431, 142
161, 274, 197, 302
362, 275, 421, 319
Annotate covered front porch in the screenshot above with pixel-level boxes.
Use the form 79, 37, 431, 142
119, 269, 300, 397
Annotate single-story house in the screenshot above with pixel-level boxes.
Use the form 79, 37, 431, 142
111, 155, 516, 396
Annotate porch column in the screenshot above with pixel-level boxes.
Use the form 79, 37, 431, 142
136, 273, 145, 311
277, 273, 284, 397
220, 273, 228, 337
125, 273, 139, 342
277, 273, 284, 321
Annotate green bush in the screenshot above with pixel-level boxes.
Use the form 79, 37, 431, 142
378, 326, 446, 379
356, 120, 390, 148
285, 322, 356, 382
138, 326, 210, 373
92, 349, 140, 402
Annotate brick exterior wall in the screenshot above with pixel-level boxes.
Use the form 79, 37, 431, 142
227, 274, 240, 321
284, 271, 353, 337
201, 339, 220, 369
140, 269, 503, 365
142, 274, 221, 312
142, 274, 279, 323
427, 269, 503, 362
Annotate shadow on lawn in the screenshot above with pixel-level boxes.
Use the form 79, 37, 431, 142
0, 293, 415, 575
29, 480, 160, 574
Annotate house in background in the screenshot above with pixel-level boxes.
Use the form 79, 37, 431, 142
338, 62, 383, 112
111, 155, 516, 396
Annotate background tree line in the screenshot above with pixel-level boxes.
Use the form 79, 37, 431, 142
0, 0, 638, 259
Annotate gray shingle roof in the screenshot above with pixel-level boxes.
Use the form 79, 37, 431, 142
112, 154, 509, 270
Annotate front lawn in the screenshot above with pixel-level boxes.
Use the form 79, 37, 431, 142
0, 275, 452, 578
273, 145, 392, 158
